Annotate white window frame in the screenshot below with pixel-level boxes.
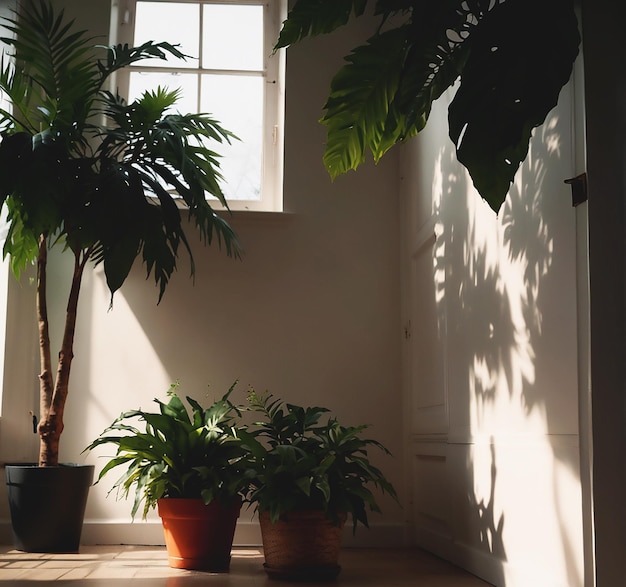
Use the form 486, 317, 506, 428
111, 0, 286, 212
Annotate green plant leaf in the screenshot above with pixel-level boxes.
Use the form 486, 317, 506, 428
448, 0, 580, 210
244, 391, 398, 529
295, 476, 312, 496
321, 27, 408, 178
275, 0, 368, 49
277, 0, 581, 211
85, 383, 250, 518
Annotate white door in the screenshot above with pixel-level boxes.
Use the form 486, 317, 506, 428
400, 76, 588, 586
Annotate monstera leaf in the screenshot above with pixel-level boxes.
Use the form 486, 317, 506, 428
448, 0, 580, 209
276, 0, 581, 212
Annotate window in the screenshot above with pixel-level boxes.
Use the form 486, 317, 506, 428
113, 0, 286, 211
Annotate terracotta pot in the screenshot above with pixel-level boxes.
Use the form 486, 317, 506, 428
157, 496, 241, 571
259, 510, 347, 581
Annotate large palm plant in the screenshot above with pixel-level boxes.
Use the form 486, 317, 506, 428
0, 1, 241, 467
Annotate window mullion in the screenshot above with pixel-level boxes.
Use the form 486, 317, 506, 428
197, 2, 203, 112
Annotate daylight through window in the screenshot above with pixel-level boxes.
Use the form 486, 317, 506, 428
114, 0, 286, 211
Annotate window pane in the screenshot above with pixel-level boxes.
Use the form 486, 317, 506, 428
201, 74, 263, 200
202, 4, 263, 71
135, 2, 199, 68
129, 71, 199, 114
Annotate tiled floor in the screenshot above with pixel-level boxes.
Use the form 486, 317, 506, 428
0, 545, 494, 586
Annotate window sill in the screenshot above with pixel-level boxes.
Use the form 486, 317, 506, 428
165, 196, 294, 223
217, 209, 294, 225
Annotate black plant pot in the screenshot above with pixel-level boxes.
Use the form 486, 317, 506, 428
5, 463, 94, 552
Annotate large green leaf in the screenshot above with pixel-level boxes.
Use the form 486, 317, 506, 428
2, 197, 39, 277
448, 0, 580, 210
275, 0, 369, 49
321, 27, 408, 177
278, 0, 581, 212
386, 2, 473, 139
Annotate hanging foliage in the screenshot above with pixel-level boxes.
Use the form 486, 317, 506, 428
275, 0, 581, 212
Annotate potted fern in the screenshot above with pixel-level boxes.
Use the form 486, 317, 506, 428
85, 382, 251, 571
1, 0, 239, 552
242, 390, 399, 581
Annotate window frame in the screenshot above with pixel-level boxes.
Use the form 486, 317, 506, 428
111, 0, 286, 212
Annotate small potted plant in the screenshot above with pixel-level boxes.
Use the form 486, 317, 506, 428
85, 382, 250, 571
242, 390, 399, 581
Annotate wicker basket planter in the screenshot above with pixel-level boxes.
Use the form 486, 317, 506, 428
259, 510, 347, 581
244, 392, 398, 581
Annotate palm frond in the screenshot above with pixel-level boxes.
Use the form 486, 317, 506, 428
0, 0, 101, 135
275, 0, 369, 49
100, 40, 188, 74
0, 54, 36, 131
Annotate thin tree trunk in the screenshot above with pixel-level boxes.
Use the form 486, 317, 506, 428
36, 236, 54, 465
37, 243, 88, 467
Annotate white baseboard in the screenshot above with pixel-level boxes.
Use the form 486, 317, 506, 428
415, 525, 506, 586
0, 519, 407, 550
414, 526, 572, 587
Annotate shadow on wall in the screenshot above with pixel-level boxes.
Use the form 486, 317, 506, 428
431, 104, 581, 585
467, 442, 506, 561
428, 142, 507, 585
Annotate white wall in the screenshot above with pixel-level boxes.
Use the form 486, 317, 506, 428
401, 75, 586, 585
0, 1, 405, 547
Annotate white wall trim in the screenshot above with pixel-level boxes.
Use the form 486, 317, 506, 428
441, 433, 580, 448
416, 526, 572, 587
0, 520, 408, 549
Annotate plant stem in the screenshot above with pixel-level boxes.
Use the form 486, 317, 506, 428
37, 242, 89, 467
36, 235, 54, 465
